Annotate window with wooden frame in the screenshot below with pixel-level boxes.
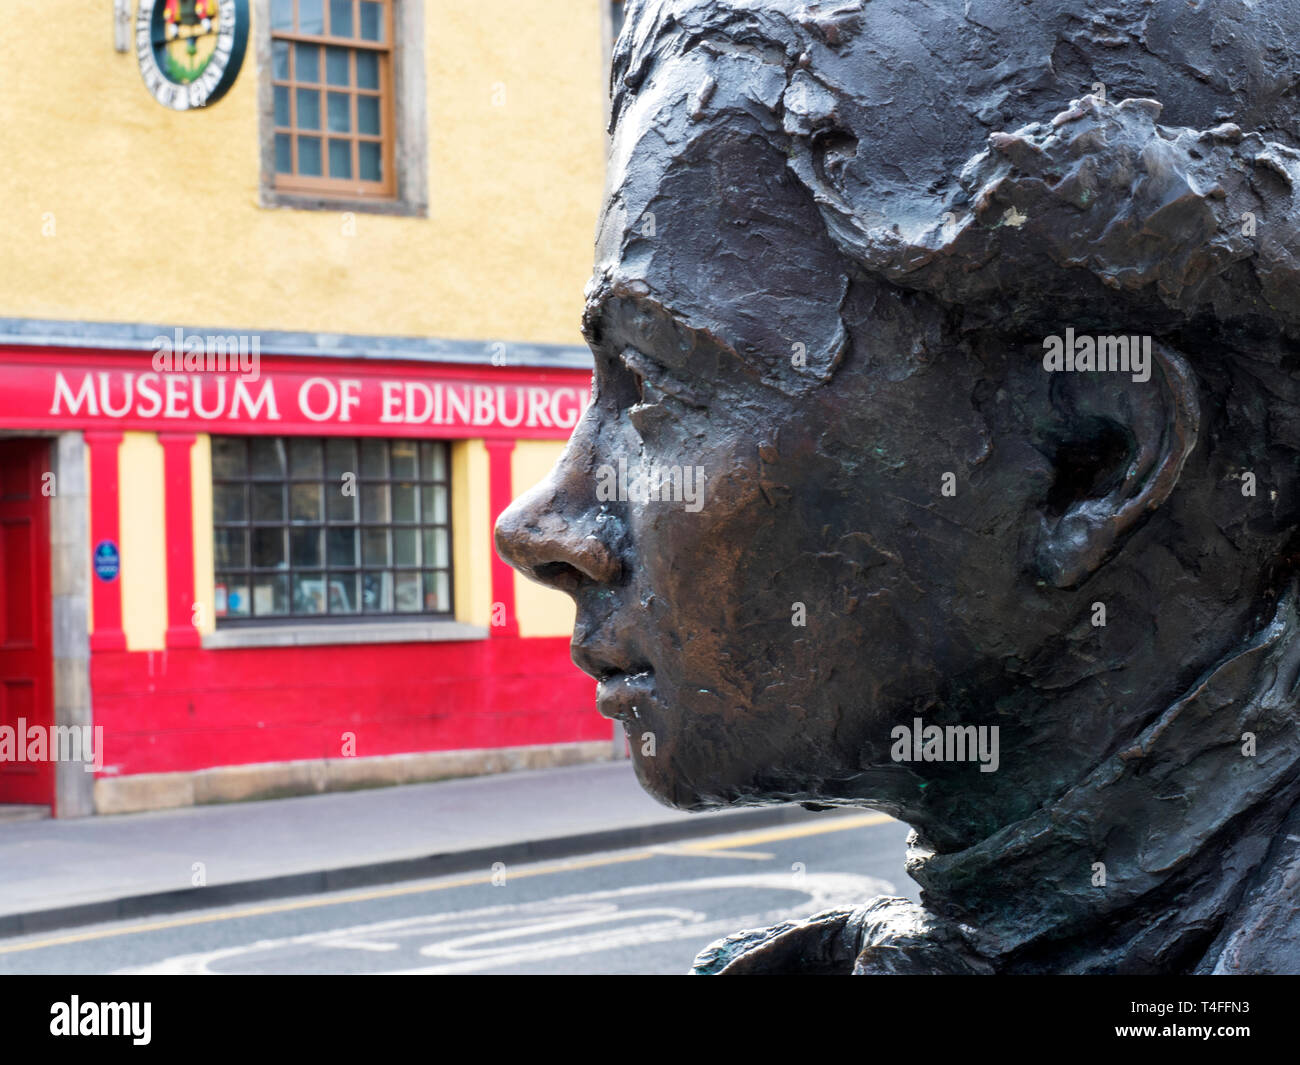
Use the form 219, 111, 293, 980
212, 435, 453, 625
270, 0, 396, 200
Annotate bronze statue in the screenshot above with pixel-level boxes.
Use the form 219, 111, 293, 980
495, 0, 1300, 974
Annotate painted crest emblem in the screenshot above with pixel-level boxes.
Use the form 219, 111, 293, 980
136, 0, 249, 110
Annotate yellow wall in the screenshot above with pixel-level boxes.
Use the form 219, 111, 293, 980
0, 1, 605, 346
452, 438, 492, 628
512, 439, 575, 638
118, 432, 168, 651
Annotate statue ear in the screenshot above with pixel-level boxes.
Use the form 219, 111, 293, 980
1034, 341, 1200, 589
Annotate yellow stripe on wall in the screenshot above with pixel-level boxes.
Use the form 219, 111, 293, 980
452, 439, 491, 628
511, 440, 575, 639
118, 432, 167, 652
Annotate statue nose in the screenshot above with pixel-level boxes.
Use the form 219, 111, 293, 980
494, 482, 622, 590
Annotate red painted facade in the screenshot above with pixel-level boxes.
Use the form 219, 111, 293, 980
85, 430, 127, 653
89, 637, 600, 777
0, 343, 597, 807
160, 432, 201, 650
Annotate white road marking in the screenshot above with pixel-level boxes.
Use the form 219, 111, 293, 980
647, 844, 776, 860
119, 872, 895, 975
318, 938, 399, 952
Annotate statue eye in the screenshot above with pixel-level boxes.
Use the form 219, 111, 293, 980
594, 346, 644, 411
629, 377, 666, 413
628, 379, 673, 438
615, 351, 674, 437
604, 346, 705, 437
612, 348, 666, 417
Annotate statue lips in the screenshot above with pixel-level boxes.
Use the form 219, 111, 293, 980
571, 637, 655, 722
594, 671, 657, 723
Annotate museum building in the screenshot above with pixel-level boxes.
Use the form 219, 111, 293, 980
0, 1, 621, 816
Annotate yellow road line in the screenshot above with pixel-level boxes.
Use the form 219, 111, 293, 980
673, 812, 894, 851
0, 810, 895, 955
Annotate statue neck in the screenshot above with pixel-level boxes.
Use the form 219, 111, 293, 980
907, 581, 1300, 971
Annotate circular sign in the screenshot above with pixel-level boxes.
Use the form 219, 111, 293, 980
136, 0, 249, 111
94, 541, 121, 583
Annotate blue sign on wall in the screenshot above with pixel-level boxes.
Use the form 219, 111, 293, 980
94, 541, 120, 583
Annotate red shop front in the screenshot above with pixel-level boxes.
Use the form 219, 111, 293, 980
0, 339, 603, 816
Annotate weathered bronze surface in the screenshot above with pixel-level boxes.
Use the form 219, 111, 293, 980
495, 0, 1300, 974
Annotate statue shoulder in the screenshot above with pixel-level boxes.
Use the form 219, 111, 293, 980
691, 897, 992, 975
1197, 803, 1300, 975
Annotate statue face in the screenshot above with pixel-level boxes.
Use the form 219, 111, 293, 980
495, 46, 1066, 816
495, 5, 1218, 828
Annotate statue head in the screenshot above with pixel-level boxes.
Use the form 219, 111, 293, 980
495, 0, 1300, 862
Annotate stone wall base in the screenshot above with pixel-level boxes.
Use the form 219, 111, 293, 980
93, 741, 619, 815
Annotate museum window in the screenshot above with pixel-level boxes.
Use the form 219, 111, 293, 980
259, 0, 427, 216
212, 436, 452, 623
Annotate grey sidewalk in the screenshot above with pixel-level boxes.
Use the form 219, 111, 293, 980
0, 761, 825, 937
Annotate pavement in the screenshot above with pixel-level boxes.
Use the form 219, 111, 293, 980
0, 760, 831, 938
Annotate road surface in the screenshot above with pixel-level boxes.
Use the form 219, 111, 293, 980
0, 811, 915, 975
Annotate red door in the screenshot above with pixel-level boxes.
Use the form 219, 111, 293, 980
0, 439, 54, 807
